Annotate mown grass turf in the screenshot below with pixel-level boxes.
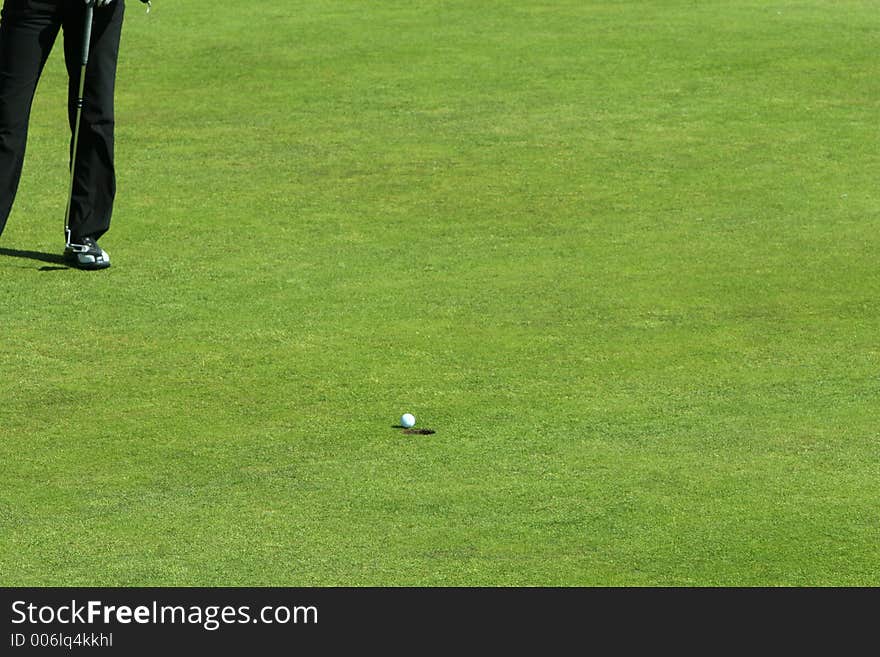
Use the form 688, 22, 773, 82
1, 1, 878, 585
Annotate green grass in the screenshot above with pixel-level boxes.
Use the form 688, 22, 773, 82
1, 0, 879, 586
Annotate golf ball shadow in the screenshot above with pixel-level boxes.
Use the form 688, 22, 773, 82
390, 425, 436, 435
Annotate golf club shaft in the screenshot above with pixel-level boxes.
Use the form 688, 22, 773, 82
64, 4, 95, 248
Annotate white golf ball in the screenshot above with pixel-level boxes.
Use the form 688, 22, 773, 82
401, 413, 416, 428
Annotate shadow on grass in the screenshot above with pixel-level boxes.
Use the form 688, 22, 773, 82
0, 247, 68, 271
391, 425, 437, 435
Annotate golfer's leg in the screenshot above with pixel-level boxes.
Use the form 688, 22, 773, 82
62, 0, 123, 242
0, 0, 61, 238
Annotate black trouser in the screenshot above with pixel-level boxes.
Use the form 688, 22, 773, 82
0, 0, 123, 242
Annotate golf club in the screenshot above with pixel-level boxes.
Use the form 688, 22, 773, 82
64, 0, 95, 251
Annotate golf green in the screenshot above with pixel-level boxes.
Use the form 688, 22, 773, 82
1, 1, 878, 585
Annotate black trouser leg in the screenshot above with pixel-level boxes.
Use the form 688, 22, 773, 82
0, 0, 62, 238
63, 0, 124, 242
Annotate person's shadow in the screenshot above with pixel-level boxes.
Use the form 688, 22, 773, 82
0, 247, 68, 270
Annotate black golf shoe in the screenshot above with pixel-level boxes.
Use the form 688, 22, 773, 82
64, 237, 111, 270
